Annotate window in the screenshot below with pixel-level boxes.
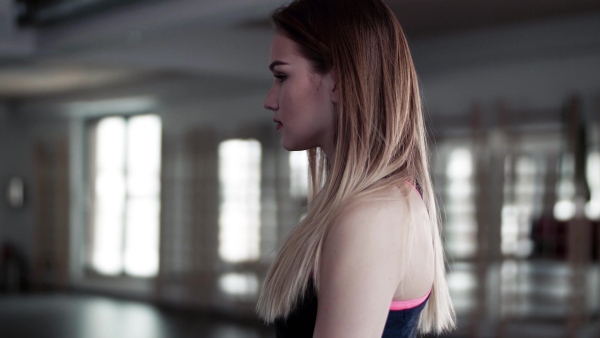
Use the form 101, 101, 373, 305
444, 147, 477, 259
218, 139, 262, 263
218, 272, 259, 299
553, 153, 576, 221
289, 151, 309, 199
502, 155, 543, 257
433, 142, 478, 315
585, 151, 600, 220
88, 115, 162, 277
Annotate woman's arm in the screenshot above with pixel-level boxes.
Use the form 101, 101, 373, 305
313, 198, 409, 338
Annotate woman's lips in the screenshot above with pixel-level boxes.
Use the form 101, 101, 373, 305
273, 119, 283, 130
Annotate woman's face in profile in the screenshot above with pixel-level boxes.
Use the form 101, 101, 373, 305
264, 32, 337, 154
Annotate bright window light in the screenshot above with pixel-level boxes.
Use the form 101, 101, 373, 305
218, 273, 259, 297
444, 147, 476, 259
553, 153, 575, 222
447, 269, 477, 292
587, 152, 600, 187
289, 151, 309, 198
446, 148, 472, 179
586, 200, 600, 220
92, 117, 126, 275
554, 200, 576, 221
586, 151, 600, 220
124, 115, 162, 277
90, 115, 162, 277
501, 156, 542, 257
218, 139, 262, 263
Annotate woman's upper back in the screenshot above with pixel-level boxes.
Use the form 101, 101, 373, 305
391, 183, 434, 301
310, 182, 434, 337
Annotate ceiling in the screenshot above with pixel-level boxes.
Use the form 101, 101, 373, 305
1, 0, 600, 99
15, 0, 600, 36
387, 0, 600, 37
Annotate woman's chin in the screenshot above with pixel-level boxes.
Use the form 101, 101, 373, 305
281, 143, 298, 152
281, 139, 308, 152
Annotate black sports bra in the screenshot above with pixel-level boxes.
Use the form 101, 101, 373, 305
273, 279, 429, 338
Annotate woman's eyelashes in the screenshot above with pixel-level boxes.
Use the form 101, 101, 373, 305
274, 73, 287, 82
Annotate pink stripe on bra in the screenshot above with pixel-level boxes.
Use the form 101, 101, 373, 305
389, 289, 431, 311
404, 180, 422, 198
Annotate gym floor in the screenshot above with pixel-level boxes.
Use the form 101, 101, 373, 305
0, 293, 275, 338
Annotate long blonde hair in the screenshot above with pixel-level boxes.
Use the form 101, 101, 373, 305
256, 0, 455, 333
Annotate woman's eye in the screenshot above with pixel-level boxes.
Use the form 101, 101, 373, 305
274, 74, 287, 82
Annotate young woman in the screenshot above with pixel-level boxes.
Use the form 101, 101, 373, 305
257, 0, 456, 337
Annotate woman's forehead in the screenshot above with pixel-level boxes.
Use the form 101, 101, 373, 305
269, 32, 303, 63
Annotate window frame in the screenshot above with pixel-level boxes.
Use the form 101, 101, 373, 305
83, 113, 163, 279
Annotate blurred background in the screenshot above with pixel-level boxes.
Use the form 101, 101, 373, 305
1, 0, 600, 337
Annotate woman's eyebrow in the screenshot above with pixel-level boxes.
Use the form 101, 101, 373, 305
269, 60, 289, 71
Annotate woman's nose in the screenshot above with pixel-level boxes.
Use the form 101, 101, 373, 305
263, 86, 278, 111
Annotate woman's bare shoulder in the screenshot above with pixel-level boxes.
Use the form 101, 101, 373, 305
337, 183, 415, 221
328, 183, 416, 255
327, 182, 428, 264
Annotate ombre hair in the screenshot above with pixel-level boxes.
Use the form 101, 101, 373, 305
256, 0, 455, 333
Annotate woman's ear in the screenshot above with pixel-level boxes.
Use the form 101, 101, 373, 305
331, 83, 339, 103
328, 70, 339, 103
